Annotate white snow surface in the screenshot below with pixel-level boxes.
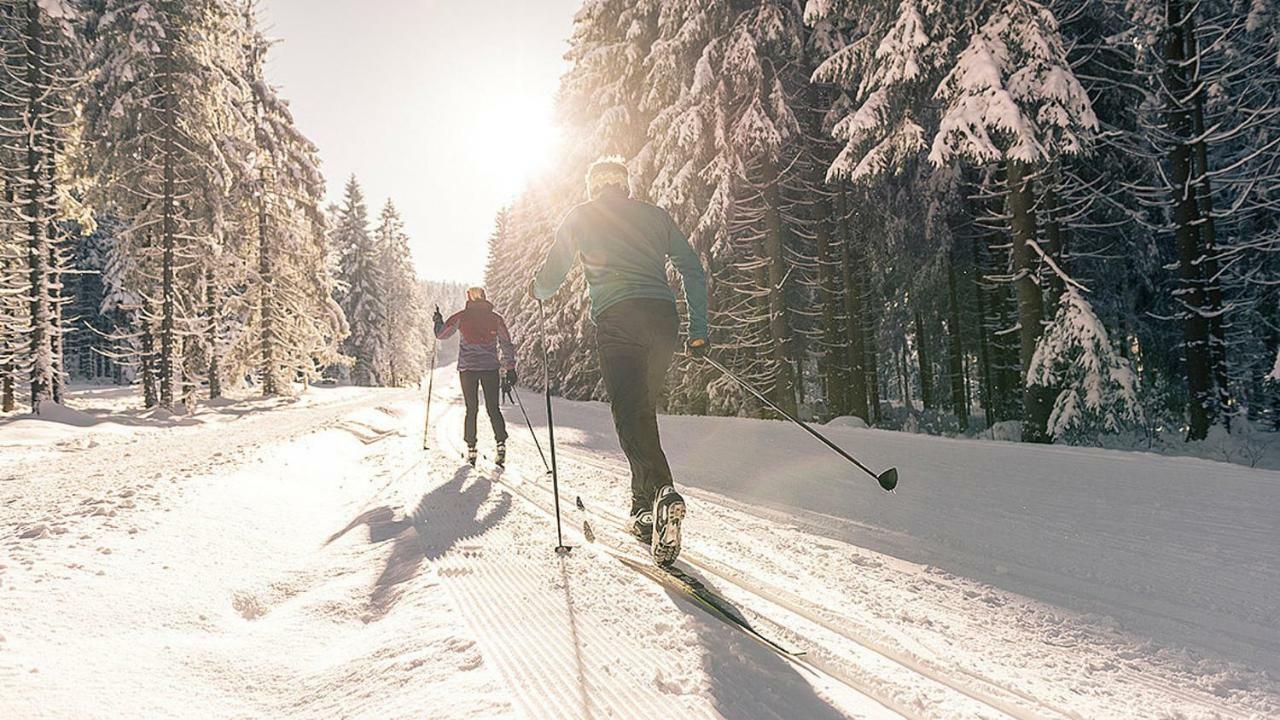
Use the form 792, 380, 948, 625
1, 374, 1277, 719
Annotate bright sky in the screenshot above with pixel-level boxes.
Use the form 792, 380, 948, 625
260, 0, 581, 284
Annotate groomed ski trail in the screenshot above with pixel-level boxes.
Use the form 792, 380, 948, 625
426, 372, 1279, 720
432, 394, 1045, 720
410, 420, 895, 717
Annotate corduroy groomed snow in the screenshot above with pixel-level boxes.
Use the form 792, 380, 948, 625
586, 156, 629, 198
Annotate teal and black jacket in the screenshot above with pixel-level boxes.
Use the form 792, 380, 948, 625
532, 188, 709, 340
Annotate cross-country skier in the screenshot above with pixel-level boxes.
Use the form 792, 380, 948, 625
434, 288, 519, 467
530, 156, 709, 566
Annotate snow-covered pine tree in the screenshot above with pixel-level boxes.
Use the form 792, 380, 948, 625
1250, 0, 1278, 66
82, 0, 248, 409
0, 0, 83, 411
809, 0, 1097, 441
240, 4, 341, 395
1029, 286, 1143, 442
332, 176, 385, 387
926, 1, 1098, 442
643, 1, 816, 417
1110, 0, 1280, 438
795, 13, 876, 422
374, 200, 421, 387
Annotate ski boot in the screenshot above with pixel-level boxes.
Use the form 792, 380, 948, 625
495, 442, 506, 468
466, 445, 478, 467
626, 508, 653, 545
651, 485, 685, 566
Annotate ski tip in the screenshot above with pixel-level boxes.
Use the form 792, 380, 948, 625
575, 496, 586, 511
877, 467, 899, 492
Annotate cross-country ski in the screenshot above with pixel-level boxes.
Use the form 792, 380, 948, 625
3, 1, 1280, 718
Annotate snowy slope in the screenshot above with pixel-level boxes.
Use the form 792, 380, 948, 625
2, 375, 1278, 719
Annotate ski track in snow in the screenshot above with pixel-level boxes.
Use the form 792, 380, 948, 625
474, 377, 1279, 720
437, 403, 1033, 720
2, 374, 1278, 719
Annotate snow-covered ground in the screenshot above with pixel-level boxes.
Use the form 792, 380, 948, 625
2, 374, 1277, 718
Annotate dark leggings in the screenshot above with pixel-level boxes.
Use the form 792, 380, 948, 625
595, 299, 679, 515
461, 370, 507, 447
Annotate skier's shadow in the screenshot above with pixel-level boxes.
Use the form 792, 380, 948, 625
327, 465, 511, 620
659, 565, 849, 720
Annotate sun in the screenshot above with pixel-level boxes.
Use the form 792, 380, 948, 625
469, 91, 563, 201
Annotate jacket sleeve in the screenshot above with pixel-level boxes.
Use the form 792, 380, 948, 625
496, 316, 517, 370
532, 211, 578, 301
435, 312, 461, 340
666, 213, 709, 340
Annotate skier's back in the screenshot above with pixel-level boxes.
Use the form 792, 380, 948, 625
434, 288, 518, 466
532, 156, 708, 565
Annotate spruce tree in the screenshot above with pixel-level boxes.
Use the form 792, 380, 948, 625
332, 176, 384, 387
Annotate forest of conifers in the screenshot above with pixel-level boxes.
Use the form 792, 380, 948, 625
487, 0, 1280, 445
0, 1, 436, 414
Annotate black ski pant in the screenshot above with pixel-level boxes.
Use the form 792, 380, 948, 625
460, 370, 507, 447
595, 298, 679, 516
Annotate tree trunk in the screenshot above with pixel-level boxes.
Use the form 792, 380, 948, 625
836, 185, 868, 420
899, 338, 912, 412
1164, 0, 1213, 440
24, 0, 52, 410
141, 311, 157, 409
1041, 180, 1066, 319
47, 154, 63, 404
1186, 23, 1230, 428
914, 309, 934, 410
970, 233, 995, 429
1006, 159, 1052, 443
258, 166, 277, 396
206, 268, 221, 399
2, 181, 13, 413
815, 205, 847, 419
159, 41, 177, 409
946, 252, 969, 431
759, 157, 798, 416
864, 291, 881, 424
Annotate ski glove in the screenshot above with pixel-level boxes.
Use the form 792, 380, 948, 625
687, 337, 709, 359
432, 307, 444, 325
503, 368, 517, 392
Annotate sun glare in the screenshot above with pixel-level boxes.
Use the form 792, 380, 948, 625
469, 92, 563, 201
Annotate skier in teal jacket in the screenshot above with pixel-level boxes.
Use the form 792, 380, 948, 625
531, 156, 708, 566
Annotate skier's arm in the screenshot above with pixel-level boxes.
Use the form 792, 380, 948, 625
435, 312, 461, 340
532, 212, 578, 301
496, 316, 517, 370
667, 214, 709, 340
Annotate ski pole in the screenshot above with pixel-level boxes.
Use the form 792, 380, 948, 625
422, 311, 440, 450
538, 300, 571, 554
511, 385, 552, 475
702, 356, 898, 492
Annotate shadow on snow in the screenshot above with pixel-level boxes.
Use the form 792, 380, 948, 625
327, 465, 511, 620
